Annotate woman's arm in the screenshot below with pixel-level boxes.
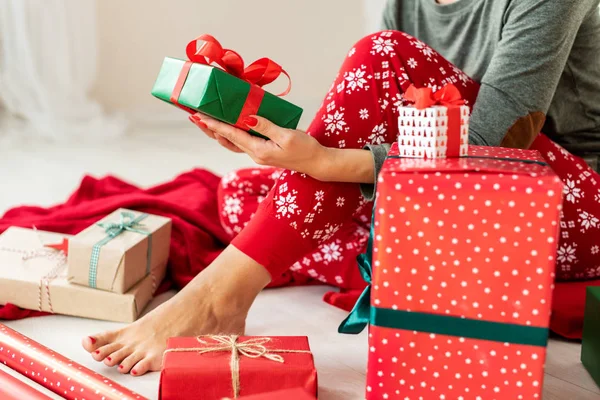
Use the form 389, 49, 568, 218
468, 0, 599, 149
316, 147, 374, 184
197, 114, 376, 184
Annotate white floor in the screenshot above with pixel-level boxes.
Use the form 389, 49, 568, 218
1, 126, 599, 399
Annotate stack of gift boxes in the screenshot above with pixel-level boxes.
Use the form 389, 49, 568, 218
339, 84, 565, 399
0, 208, 172, 322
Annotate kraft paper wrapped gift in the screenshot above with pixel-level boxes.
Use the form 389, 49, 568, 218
0, 227, 162, 323
68, 208, 171, 293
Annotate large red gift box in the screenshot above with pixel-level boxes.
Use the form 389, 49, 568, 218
159, 335, 317, 400
341, 144, 564, 399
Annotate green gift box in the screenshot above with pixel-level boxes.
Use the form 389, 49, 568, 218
151, 35, 303, 134
582, 286, 600, 388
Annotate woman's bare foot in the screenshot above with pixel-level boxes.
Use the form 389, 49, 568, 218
81, 246, 271, 376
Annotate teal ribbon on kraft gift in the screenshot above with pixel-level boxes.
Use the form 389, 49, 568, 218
338, 155, 551, 348
88, 211, 152, 288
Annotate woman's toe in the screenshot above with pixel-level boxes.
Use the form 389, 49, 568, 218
118, 352, 144, 374
92, 343, 122, 362
103, 346, 132, 367
82, 330, 118, 353
130, 356, 159, 376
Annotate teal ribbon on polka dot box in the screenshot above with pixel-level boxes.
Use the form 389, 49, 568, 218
68, 208, 172, 294
339, 143, 564, 400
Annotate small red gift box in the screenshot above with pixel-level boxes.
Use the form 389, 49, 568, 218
340, 144, 564, 399
231, 388, 317, 399
159, 335, 317, 400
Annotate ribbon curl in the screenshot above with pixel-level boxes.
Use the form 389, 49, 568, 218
404, 83, 465, 110
164, 335, 311, 399
185, 34, 291, 96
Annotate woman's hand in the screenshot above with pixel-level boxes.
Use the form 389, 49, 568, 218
194, 114, 331, 179
189, 113, 376, 184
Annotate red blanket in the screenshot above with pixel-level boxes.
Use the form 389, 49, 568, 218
0, 169, 594, 339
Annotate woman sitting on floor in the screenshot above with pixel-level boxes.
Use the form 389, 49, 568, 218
83, 0, 600, 376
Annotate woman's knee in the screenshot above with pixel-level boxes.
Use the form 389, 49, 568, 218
218, 170, 241, 196
218, 167, 280, 202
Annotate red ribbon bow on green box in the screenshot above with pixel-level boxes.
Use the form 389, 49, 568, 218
183, 34, 291, 96
151, 34, 303, 134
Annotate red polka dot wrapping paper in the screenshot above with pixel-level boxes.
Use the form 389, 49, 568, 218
0, 323, 146, 400
0, 368, 52, 400
365, 144, 564, 400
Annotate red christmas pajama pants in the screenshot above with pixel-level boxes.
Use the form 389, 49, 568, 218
219, 30, 600, 292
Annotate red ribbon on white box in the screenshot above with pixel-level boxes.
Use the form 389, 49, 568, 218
403, 84, 467, 158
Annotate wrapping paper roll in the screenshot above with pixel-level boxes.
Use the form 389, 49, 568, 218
0, 323, 147, 400
0, 368, 53, 400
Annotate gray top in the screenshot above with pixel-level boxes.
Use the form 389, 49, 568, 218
361, 144, 392, 201
362, 0, 600, 199
384, 0, 600, 152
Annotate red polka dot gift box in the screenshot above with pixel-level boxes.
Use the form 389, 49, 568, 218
339, 143, 564, 400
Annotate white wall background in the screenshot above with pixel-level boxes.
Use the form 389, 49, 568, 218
91, 0, 369, 129
363, 0, 387, 34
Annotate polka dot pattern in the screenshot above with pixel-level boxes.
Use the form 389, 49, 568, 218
368, 327, 545, 400
365, 144, 563, 399
0, 324, 145, 400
